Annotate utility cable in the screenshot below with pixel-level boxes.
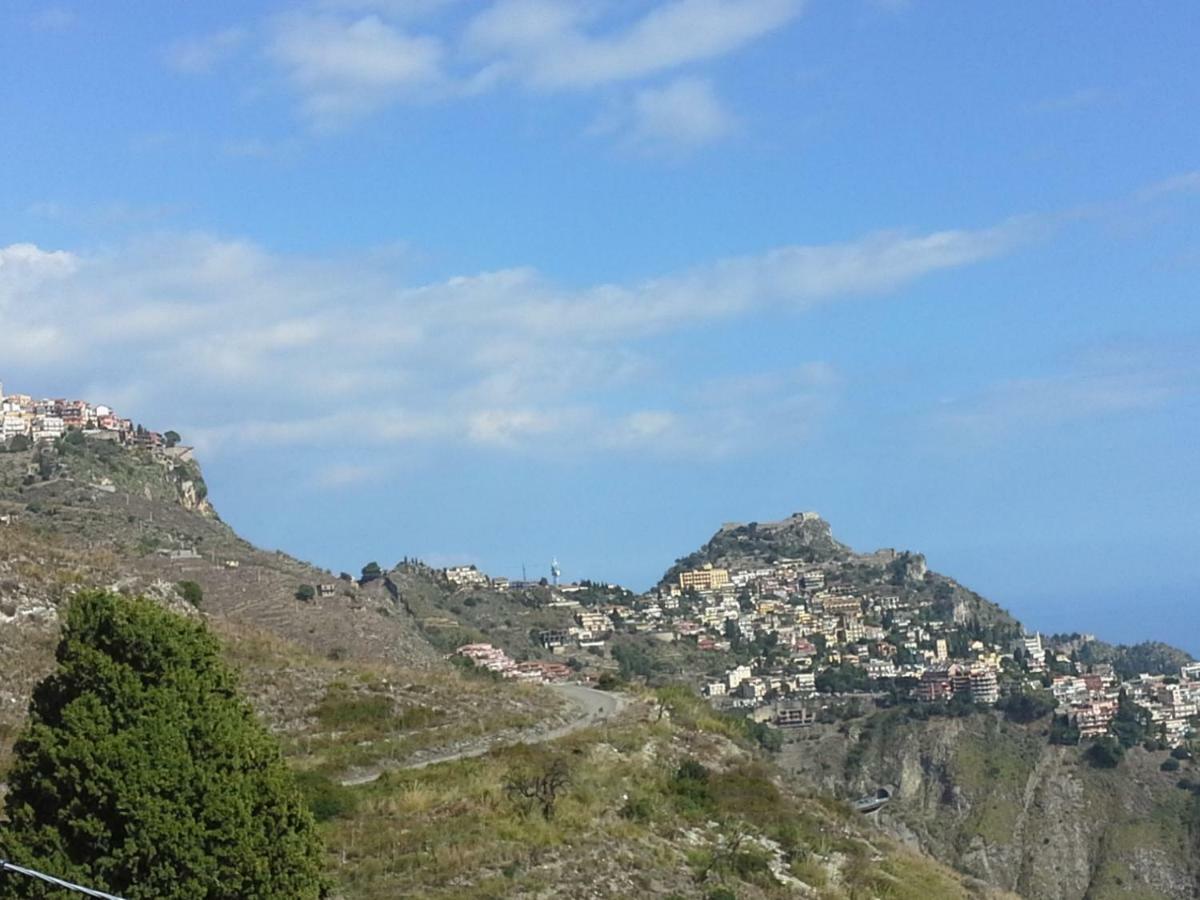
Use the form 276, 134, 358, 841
0, 859, 128, 899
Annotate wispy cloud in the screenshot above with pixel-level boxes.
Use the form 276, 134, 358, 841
1136, 171, 1200, 203
0, 215, 1029, 466
463, 0, 803, 91
219, 137, 300, 161
311, 462, 388, 489
933, 348, 1198, 443
165, 27, 249, 74
30, 7, 78, 30
591, 76, 736, 153
1025, 87, 1113, 114
267, 12, 445, 127
178, 0, 802, 137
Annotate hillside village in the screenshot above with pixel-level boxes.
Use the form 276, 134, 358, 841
440, 519, 1199, 752
0, 381, 179, 454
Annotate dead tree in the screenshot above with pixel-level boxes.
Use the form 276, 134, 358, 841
504, 758, 570, 820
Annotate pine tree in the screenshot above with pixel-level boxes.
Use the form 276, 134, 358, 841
0, 591, 326, 899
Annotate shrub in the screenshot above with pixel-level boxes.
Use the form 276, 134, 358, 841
1049, 715, 1080, 746
595, 672, 621, 691
1162, 758, 1181, 773
619, 795, 654, 822
314, 689, 395, 733
671, 758, 714, 815
293, 770, 358, 822
295, 583, 316, 602
177, 580, 203, 607
1171, 746, 1192, 761
1085, 736, 1124, 769
744, 721, 783, 752
504, 755, 570, 820
998, 689, 1056, 724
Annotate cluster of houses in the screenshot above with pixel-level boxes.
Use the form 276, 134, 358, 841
1042, 663, 1200, 742
0, 382, 171, 451
442, 528, 1199, 748
454, 643, 573, 684
1120, 665, 1200, 743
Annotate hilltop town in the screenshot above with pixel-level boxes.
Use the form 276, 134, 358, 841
438, 515, 1198, 753
0, 381, 181, 455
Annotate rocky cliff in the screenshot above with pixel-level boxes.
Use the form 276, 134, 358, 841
780, 710, 1200, 898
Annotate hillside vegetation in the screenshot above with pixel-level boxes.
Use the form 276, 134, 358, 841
317, 685, 1007, 899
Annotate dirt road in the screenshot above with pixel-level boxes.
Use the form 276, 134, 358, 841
340, 684, 627, 786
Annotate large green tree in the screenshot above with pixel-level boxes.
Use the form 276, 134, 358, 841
0, 591, 326, 899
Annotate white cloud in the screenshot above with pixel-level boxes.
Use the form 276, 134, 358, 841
592, 76, 735, 152
30, 7, 78, 30
268, 13, 445, 126
464, 0, 803, 90
0, 243, 78, 311
311, 462, 387, 488
1026, 87, 1111, 114
317, 0, 464, 17
240, 0, 801, 131
935, 364, 1193, 443
0, 217, 1027, 462
165, 27, 248, 74
1136, 171, 1200, 203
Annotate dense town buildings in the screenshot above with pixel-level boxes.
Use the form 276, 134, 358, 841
439, 538, 1198, 749
0, 381, 172, 452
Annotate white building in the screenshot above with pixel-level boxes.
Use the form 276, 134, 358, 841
726, 664, 753, 690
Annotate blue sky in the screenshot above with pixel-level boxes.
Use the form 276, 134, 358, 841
2, 1, 1198, 653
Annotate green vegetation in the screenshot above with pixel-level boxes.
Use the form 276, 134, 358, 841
0, 590, 326, 899
996, 688, 1055, 724
176, 579, 203, 607
1111, 690, 1152, 749
313, 685, 441, 735
296, 583, 317, 602
293, 770, 359, 823
312, 683, 975, 899
1085, 736, 1124, 769
815, 663, 870, 694
613, 642, 661, 680
1076, 639, 1195, 680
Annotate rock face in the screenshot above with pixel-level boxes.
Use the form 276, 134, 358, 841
780, 712, 1200, 899
663, 512, 855, 583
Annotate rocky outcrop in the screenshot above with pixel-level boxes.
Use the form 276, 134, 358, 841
780, 711, 1200, 899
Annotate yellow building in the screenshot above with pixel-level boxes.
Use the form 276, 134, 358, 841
678, 564, 730, 592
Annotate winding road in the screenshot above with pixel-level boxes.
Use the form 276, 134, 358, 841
340, 684, 627, 786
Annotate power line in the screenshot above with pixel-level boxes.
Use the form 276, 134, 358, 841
0, 859, 128, 900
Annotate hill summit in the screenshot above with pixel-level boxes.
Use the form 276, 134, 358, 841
663, 511, 1018, 631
